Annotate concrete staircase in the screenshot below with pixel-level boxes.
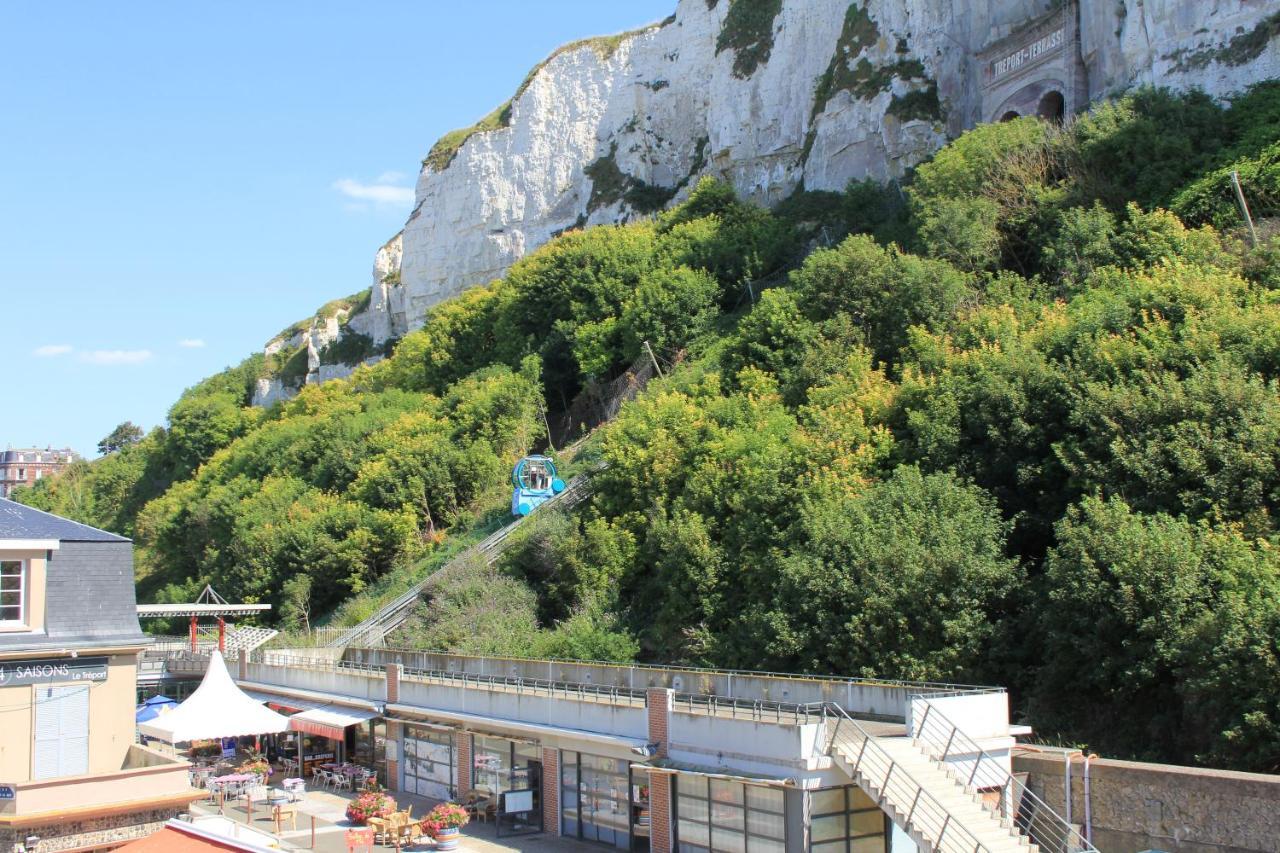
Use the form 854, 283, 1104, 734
825, 707, 1034, 853
325, 472, 595, 649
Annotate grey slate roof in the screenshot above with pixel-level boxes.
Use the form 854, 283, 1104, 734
0, 498, 129, 542
0, 499, 146, 652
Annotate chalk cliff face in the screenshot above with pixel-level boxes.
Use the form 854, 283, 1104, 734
254, 0, 1280, 404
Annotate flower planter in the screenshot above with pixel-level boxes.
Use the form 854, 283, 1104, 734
434, 826, 461, 850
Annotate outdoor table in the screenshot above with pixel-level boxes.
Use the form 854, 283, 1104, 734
210, 773, 255, 785
282, 778, 306, 801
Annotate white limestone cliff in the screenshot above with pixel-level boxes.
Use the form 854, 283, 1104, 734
253, 0, 1280, 405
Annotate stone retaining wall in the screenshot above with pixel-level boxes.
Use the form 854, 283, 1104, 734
1014, 749, 1280, 853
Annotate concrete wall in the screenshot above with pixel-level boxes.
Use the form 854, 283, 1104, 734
1014, 749, 1280, 853
346, 648, 996, 721
244, 661, 385, 704
0, 746, 192, 817
0, 682, 34, 782
89, 653, 139, 773
668, 712, 820, 779
907, 692, 1010, 742
396, 677, 647, 740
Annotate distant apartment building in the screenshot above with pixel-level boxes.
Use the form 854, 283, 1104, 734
0, 498, 199, 850
0, 449, 79, 498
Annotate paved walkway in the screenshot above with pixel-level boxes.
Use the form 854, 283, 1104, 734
188, 783, 600, 852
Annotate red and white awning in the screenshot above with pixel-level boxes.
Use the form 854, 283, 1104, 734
244, 690, 377, 741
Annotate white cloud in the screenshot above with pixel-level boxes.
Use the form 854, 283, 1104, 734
332, 177, 413, 206
80, 349, 153, 366
33, 344, 73, 357
375, 171, 407, 184
178, 338, 206, 349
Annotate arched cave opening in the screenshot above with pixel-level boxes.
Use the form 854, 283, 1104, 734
1038, 90, 1065, 123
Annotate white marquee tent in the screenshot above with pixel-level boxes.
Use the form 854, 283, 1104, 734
138, 650, 290, 743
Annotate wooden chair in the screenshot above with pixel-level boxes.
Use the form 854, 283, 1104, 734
272, 805, 297, 833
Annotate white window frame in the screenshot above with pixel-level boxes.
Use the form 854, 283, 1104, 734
0, 560, 27, 626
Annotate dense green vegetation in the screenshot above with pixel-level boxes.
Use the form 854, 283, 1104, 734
16, 82, 1280, 772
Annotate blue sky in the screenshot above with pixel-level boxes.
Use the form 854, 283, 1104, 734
1, 1, 673, 458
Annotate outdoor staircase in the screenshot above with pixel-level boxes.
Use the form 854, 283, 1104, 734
825, 701, 1096, 853
852, 735, 1031, 853
325, 471, 596, 649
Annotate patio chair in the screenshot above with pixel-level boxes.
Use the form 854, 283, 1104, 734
332, 772, 352, 792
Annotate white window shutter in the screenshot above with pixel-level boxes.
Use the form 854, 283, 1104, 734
33, 685, 90, 779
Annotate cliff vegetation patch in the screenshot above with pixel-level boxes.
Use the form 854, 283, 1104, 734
803, 6, 939, 161
585, 142, 677, 214
424, 26, 660, 173
715, 0, 783, 79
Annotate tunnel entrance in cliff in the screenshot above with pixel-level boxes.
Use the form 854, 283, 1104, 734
977, 3, 1087, 125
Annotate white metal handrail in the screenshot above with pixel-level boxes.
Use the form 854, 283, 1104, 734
823, 703, 992, 853
913, 701, 1097, 853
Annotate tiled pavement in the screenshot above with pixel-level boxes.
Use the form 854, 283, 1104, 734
188, 783, 600, 852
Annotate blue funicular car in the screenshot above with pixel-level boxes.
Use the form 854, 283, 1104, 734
511, 455, 565, 516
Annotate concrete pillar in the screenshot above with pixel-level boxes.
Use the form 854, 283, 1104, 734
385, 663, 401, 704
238, 649, 248, 680
647, 687, 673, 757
386, 721, 401, 792
455, 732, 472, 799
542, 747, 560, 835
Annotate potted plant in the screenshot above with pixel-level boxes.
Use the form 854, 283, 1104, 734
423, 801, 470, 850
346, 789, 396, 825
238, 754, 271, 781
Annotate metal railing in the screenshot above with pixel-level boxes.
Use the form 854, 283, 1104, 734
674, 693, 827, 725
823, 703, 992, 853
326, 471, 596, 649
400, 666, 649, 708
913, 701, 1097, 853
345, 648, 1004, 698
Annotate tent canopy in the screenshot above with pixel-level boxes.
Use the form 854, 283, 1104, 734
138, 651, 290, 743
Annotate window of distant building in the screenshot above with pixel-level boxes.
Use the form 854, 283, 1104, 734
0, 560, 26, 624
16, 468, 25, 481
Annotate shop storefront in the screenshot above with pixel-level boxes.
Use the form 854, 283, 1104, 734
561, 751, 648, 850
403, 725, 455, 800
673, 776, 789, 853
249, 692, 379, 778
350, 717, 388, 786
472, 734, 543, 834
807, 785, 889, 853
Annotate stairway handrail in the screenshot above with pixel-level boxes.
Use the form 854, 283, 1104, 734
822, 703, 992, 853
912, 699, 1098, 853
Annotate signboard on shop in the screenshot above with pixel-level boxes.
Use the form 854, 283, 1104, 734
0, 656, 108, 687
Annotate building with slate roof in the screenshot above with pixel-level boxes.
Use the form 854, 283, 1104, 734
0, 498, 199, 850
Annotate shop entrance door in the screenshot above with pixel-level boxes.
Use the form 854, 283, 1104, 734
496, 760, 543, 837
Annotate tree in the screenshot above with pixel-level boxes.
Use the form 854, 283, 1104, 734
280, 575, 313, 634
1034, 496, 1280, 770
98, 421, 144, 455
777, 465, 1019, 681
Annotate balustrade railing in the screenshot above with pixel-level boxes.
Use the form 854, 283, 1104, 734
823, 703, 992, 853
913, 701, 1097, 853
